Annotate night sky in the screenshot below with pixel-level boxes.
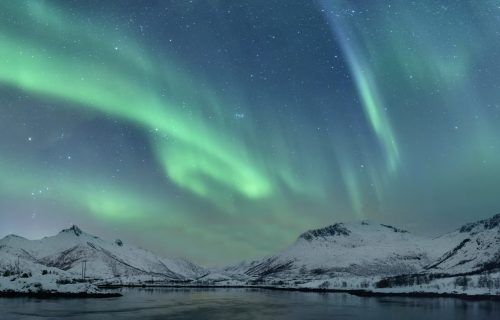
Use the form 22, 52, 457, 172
1, 0, 500, 265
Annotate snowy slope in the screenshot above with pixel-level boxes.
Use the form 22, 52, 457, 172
0, 238, 62, 277
0, 225, 207, 281
425, 213, 500, 274
238, 221, 433, 280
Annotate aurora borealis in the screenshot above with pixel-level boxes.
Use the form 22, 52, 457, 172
1, 0, 500, 264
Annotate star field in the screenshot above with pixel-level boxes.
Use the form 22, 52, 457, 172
1, 0, 500, 264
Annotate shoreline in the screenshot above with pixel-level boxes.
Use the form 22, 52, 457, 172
1, 284, 497, 300
0, 290, 122, 299
97, 284, 500, 301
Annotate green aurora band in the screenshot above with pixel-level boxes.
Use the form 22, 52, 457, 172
0, 2, 274, 201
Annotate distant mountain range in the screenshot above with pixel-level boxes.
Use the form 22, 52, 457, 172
1, 214, 499, 296
0, 225, 207, 281
226, 214, 500, 282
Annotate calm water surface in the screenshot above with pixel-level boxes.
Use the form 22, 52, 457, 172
1, 288, 499, 320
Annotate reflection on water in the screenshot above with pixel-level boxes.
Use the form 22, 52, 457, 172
1, 288, 499, 320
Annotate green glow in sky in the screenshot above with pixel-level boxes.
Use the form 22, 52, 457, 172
1, 0, 500, 264
0, 1, 277, 203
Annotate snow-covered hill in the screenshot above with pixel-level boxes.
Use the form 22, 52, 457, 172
227, 214, 500, 282
0, 225, 207, 281
228, 221, 433, 280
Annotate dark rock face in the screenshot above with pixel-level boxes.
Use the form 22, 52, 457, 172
61, 225, 82, 236
245, 257, 295, 277
425, 238, 471, 270
299, 223, 351, 241
460, 213, 500, 233
380, 224, 409, 233
43, 245, 87, 270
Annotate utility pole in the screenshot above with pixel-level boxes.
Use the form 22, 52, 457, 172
81, 260, 87, 280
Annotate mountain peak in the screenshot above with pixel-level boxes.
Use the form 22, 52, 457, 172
299, 223, 351, 241
298, 220, 411, 242
60, 225, 83, 236
0, 234, 27, 242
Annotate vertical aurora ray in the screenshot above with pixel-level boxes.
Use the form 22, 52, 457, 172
320, 0, 400, 174
318, 0, 402, 216
319, 0, 500, 225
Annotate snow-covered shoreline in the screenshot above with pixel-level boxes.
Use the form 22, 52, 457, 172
0, 274, 120, 298
93, 270, 500, 300
0, 291, 120, 298
95, 282, 500, 301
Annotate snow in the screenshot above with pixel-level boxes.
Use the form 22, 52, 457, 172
0, 225, 206, 282
296, 272, 500, 297
233, 221, 434, 280
217, 214, 500, 297
0, 273, 100, 295
230, 216, 500, 278
1, 214, 499, 297
0, 225, 205, 295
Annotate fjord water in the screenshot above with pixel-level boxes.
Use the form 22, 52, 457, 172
1, 288, 499, 320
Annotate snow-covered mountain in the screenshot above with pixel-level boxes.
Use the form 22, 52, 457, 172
227, 214, 500, 281
229, 221, 434, 280
1, 214, 499, 292
0, 225, 207, 281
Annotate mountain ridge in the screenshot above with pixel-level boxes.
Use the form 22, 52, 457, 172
1, 213, 499, 294
0, 224, 207, 281
224, 214, 500, 282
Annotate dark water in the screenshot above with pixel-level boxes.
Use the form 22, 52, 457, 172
1, 288, 499, 320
